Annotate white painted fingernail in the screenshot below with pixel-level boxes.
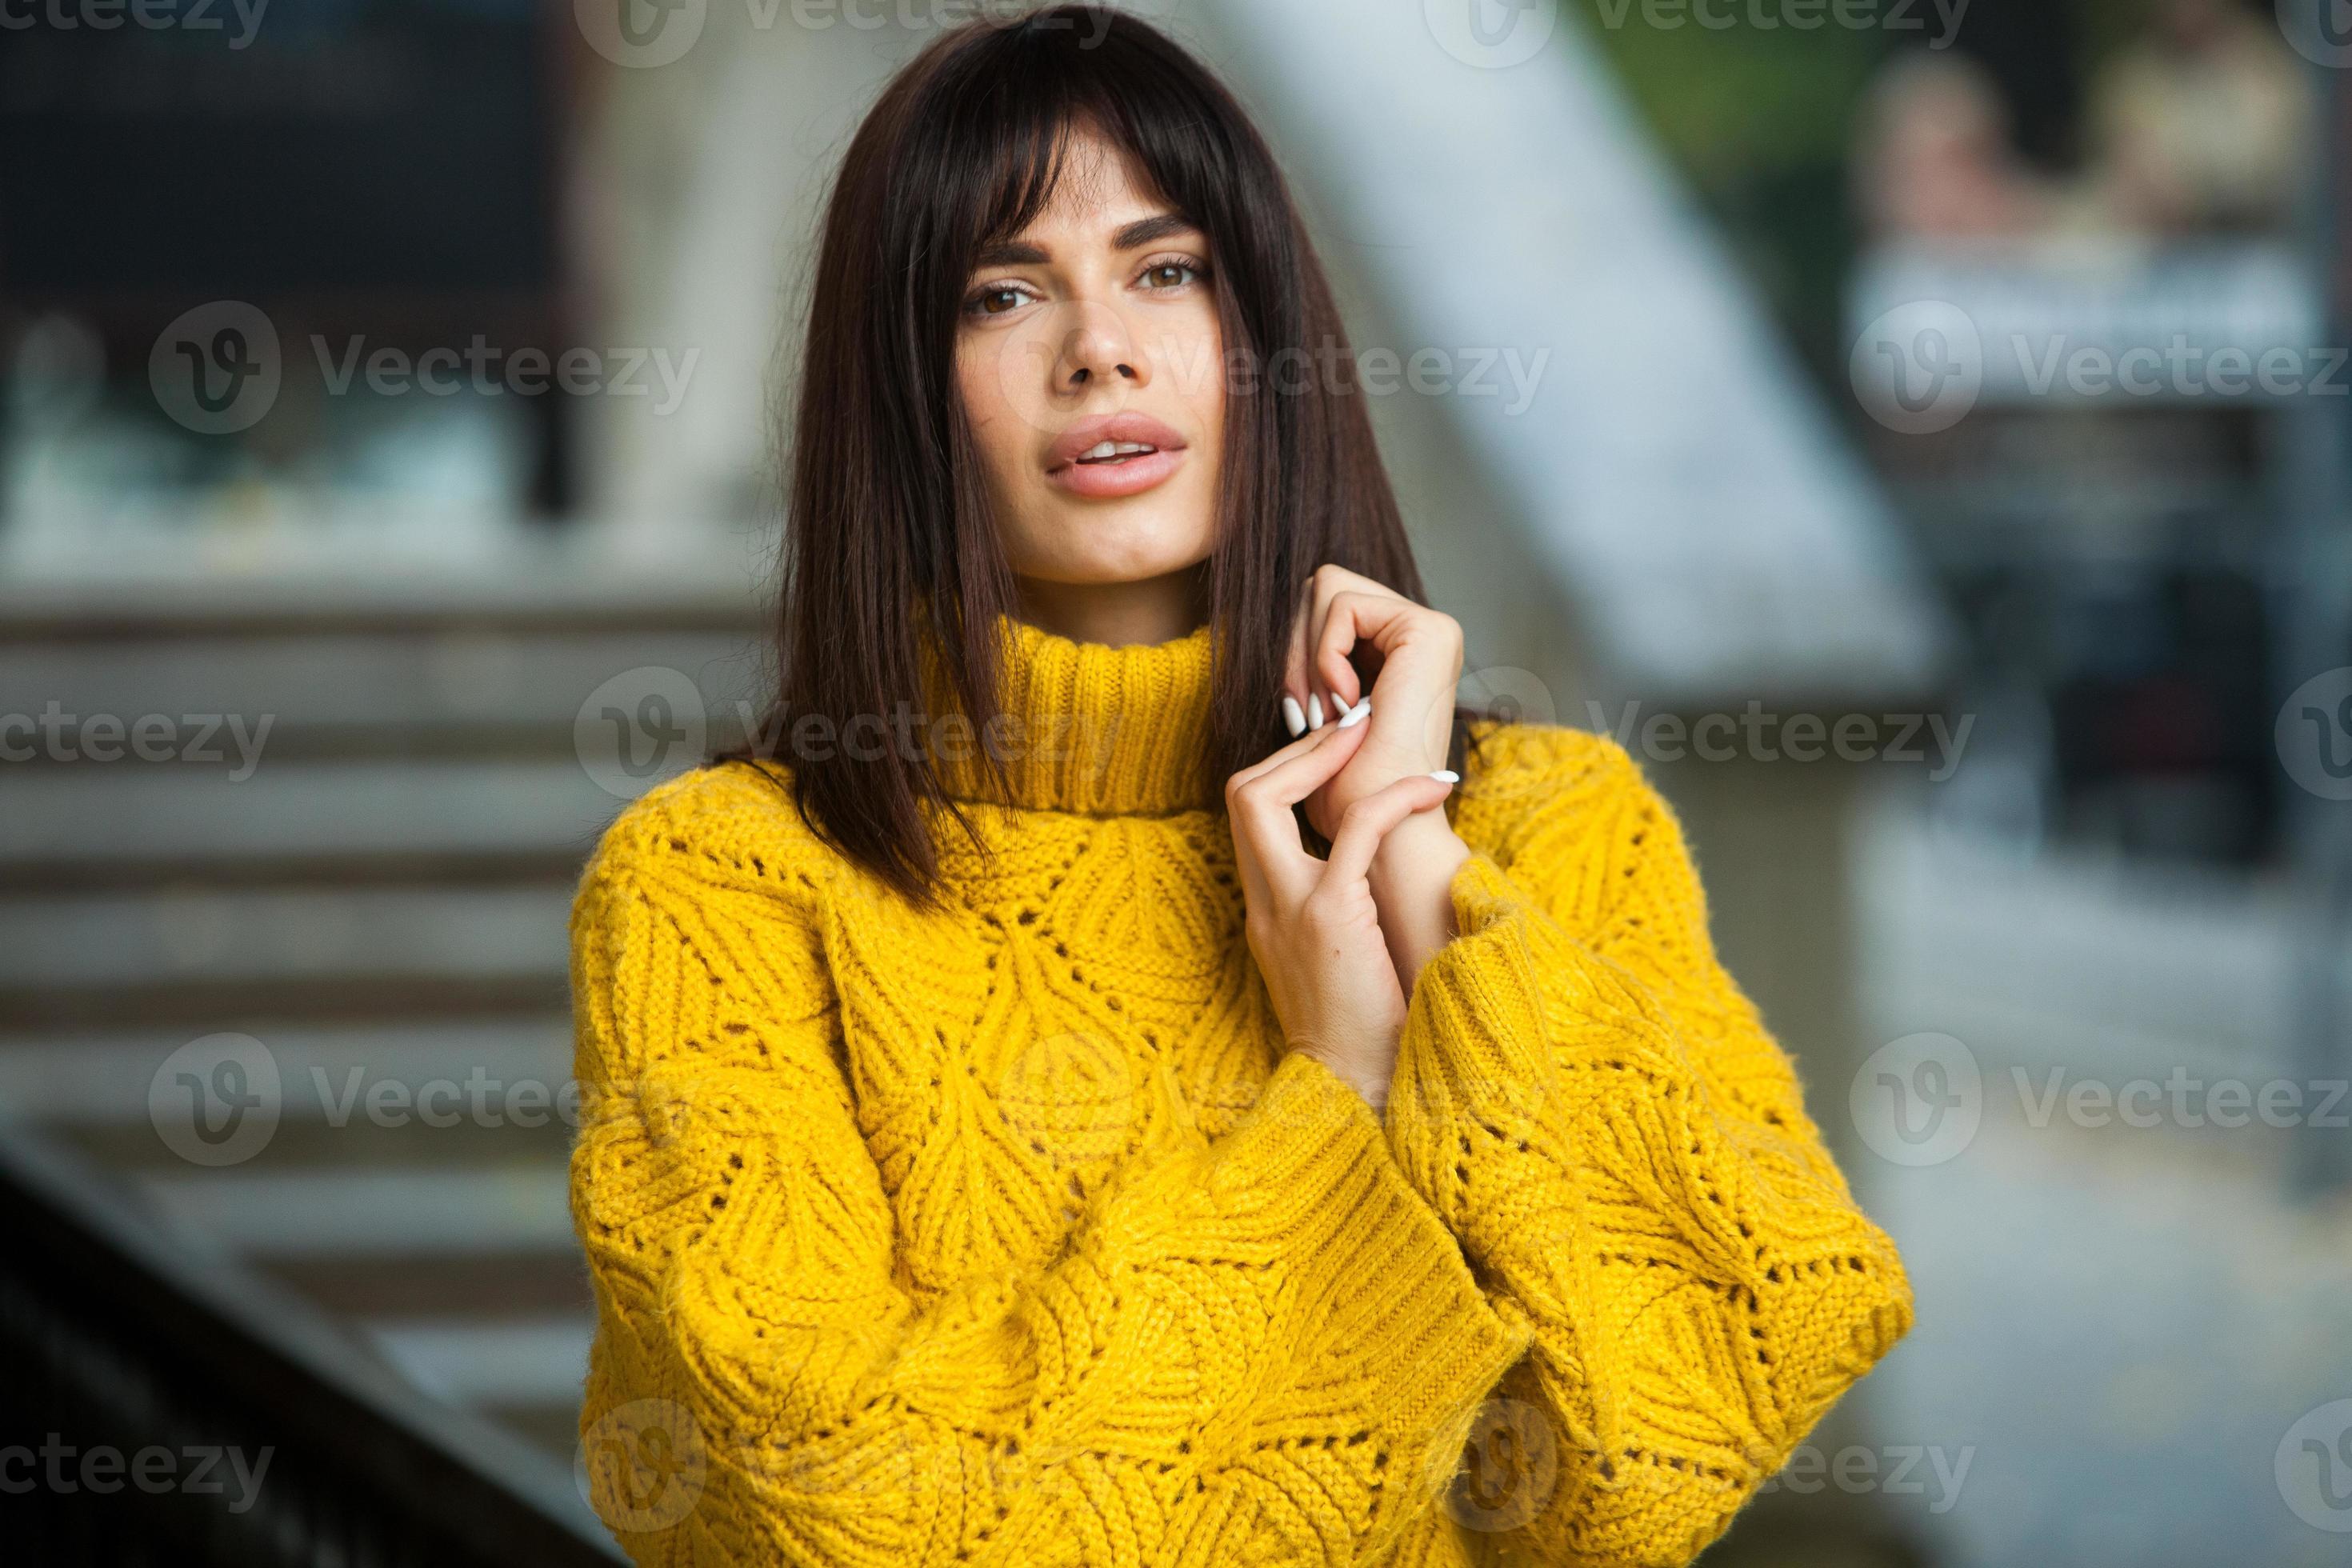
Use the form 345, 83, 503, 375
1427, 770, 1458, 783
1336, 697, 1372, 729
1306, 693, 1323, 730
1280, 694, 1305, 737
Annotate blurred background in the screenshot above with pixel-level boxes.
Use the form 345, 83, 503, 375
2, 0, 2350, 1562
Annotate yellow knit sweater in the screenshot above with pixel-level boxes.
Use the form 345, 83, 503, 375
567, 610, 1912, 1568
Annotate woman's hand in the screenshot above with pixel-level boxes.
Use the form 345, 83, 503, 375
1278, 565, 1475, 997
1278, 565, 1465, 839
1226, 714, 1457, 1113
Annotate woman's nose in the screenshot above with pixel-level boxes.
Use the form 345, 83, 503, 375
1054, 300, 1148, 389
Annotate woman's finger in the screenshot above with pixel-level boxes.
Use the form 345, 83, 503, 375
1226, 720, 1368, 908
1284, 565, 1408, 725
1236, 704, 1370, 812
1310, 590, 1464, 795
1322, 771, 1454, 887
1313, 589, 1417, 714
1281, 576, 1320, 728
1227, 708, 1344, 794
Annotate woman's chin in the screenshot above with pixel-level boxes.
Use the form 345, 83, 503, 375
1015, 494, 1214, 571
1018, 538, 1214, 589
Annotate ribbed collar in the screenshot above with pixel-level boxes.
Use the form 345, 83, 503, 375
917, 606, 1220, 817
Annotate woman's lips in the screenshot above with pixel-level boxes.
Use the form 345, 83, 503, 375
1042, 412, 1188, 498
1046, 445, 1185, 498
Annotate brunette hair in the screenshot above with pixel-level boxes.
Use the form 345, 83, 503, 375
722, 1, 1487, 909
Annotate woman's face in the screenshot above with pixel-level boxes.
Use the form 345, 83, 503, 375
954, 124, 1224, 592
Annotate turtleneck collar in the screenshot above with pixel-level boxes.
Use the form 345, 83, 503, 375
916, 606, 1221, 818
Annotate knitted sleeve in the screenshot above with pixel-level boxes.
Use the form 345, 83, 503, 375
566, 778, 1534, 1567
1382, 728, 1914, 1566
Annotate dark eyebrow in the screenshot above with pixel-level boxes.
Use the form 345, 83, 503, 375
974, 238, 1050, 267
971, 212, 1199, 270
1111, 211, 1198, 250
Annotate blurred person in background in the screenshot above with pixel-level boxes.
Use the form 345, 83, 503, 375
2082, 0, 2311, 235
1854, 50, 2060, 242
1856, 0, 2311, 248
566, 7, 1911, 1566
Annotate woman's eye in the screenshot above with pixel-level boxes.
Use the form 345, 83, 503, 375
966, 284, 1033, 317
1139, 260, 1202, 290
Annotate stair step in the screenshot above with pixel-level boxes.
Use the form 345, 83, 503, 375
0, 1018, 574, 1126
2, 975, 570, 1034
0, 534, 764, 640
362, 1315, 597, 1411
66, 1115, 576, 1178
0, 630, 765, 738
0, 885, 574, 991
134, 1165, 576, 1258
260, 1251, 591, 1319
0, 761, 628, 886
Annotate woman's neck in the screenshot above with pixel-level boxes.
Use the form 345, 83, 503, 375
1012, 562, 1210, 649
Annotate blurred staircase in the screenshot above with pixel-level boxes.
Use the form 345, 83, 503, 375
0, 550, 764, 1465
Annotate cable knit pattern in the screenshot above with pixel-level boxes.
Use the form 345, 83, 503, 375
1385, 729, 1914, 1565
567, 610, 1908, 1568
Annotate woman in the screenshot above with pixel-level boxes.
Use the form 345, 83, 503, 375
568, 8, 1911, 1565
